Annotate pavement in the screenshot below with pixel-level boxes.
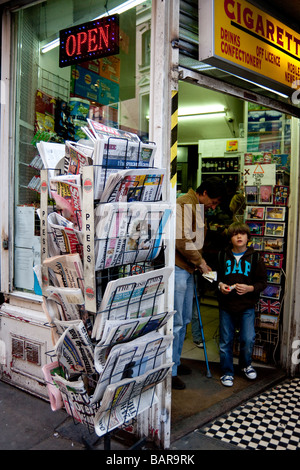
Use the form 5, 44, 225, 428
0, 363, 287, 453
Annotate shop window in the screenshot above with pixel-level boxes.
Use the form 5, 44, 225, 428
12, 0, 152, 294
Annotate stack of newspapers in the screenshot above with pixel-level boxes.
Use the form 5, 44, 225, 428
38, 124, 173, 437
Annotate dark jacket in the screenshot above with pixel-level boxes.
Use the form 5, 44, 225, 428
217, 246, 267, 314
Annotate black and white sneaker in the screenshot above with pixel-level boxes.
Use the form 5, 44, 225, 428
243, 365, 257, 380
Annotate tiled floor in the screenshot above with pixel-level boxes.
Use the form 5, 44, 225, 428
180, 300, 300, 451
201, 378, 300, 450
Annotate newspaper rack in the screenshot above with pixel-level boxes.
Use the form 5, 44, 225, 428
39, 127, 173, 448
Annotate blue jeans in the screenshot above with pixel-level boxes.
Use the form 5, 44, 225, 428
219, 307, 256, 376
172, 266, 194, 376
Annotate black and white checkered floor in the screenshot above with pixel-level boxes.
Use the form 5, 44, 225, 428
201, 378, 300, 450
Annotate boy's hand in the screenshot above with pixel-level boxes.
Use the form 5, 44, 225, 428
219, 282, 231, 295
235, 283, 254, 295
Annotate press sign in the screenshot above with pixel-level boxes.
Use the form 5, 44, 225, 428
59, 15, 119, 68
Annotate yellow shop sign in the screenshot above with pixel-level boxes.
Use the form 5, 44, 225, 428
199, 0, 300, 96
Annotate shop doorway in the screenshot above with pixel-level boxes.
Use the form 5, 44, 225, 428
171, 80, 289, 439
177, 80, 245, 366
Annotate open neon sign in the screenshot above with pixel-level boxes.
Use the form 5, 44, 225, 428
59, 15, 119, 68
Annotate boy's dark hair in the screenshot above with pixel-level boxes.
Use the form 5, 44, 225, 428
196, 177, 226, 200
227, 222, 251, 241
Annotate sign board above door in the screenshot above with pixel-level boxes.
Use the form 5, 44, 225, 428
199, 0, 300, 97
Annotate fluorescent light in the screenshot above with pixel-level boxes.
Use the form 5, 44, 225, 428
178, 111, 226, 120
179, 105, 225, 116
41, 38, 60, 54
96, 0, 145, 17
41, 0, 145, 54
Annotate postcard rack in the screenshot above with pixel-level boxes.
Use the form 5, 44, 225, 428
39, 123, 173, 448
244, 181, 289, 363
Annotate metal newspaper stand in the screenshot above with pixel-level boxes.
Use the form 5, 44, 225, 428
39, 132, 173, 449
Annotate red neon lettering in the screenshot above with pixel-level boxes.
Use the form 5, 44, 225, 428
98, 25, 109, 49
77, 31, 87, 55
66, 35, 76, 56
88, 28, 98, 52
224, 0, 235, 20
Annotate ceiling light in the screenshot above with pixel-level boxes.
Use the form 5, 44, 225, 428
41, 0, 145, 54
178, 111, 226, 120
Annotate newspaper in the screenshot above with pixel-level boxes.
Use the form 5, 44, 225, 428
49, 174, 82, 230
55, 320, 95, 378
82, 120, 156, 200
91, 266, 173, 341
98, 310, 175, 347
37, 141, 65, 180
91, 331, 173, 403
64, 140, 93, 175
44, 285, 84, 325
93, 363, 172, 437
94, 202, 172, 271
100, 168, 165, 203
52, 373, 99, 429
43, 253, 84, 294
47, 212, 83, 258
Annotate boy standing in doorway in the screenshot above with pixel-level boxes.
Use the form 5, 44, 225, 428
217, 222, 267, 387
172, 177, 226, 390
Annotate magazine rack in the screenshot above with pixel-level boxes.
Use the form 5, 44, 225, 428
39, 126, 173, 449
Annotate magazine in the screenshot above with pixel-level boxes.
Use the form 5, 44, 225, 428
100, 168, 165, 203
91, 266, 173, 341
49, 174, 82, 230
93, 363, 172, 437
94, 202, 172, 271
43, 253, 84, 294
47, 212, 83, 258
91, 331, 173, 403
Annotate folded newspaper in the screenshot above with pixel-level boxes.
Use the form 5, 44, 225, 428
91, 331, 173, 403
94, 202, 172, 271
202, 271, 217, 283
43, 253, 84, 294
81, 120, 157, 200
55, 319, 95, 378
37, 141, 65, 181
44, 285, 84, 324
49, 174, 82, 230
98, 310, 175, 347
100, 168, 165, 203
93, 362, 173, 437
47, 212, 83, 258
91, 266, 173, 341
51, 373, 99, 430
